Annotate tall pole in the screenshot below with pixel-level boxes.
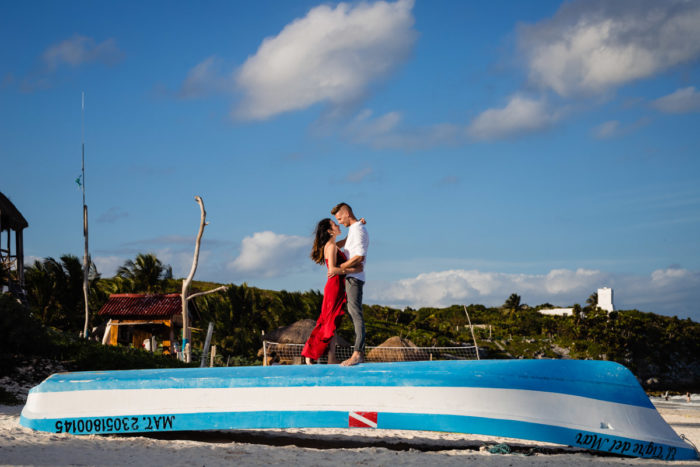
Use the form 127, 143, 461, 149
82, 92, 90, 339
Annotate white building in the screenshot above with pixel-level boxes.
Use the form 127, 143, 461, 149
538, 308, 573, 316
597, 287, 614, 312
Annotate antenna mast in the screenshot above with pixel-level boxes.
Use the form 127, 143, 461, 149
82, 92, 90, 338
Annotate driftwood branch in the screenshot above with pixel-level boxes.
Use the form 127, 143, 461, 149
180, 196, 227, 363
187, 285, 229, 301
181, 196, 207, 363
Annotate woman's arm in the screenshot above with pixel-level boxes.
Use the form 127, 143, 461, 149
325, 243, 344, 276
325, 242, 364, 276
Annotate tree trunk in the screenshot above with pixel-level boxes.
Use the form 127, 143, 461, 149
180, 196, 228, 363
181, 196, 207, 363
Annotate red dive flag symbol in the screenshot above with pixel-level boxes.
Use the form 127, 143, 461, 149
348, 411, 378, 428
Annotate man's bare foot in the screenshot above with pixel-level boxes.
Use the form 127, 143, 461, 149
340, 351, 364, 366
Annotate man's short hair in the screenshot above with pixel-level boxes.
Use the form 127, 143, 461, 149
331, 202, 352, 215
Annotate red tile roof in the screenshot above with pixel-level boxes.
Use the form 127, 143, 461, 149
98, 293, 181, 319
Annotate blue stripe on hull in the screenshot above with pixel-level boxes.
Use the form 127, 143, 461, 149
31, 360, 651, 408
19, 409, 697, 460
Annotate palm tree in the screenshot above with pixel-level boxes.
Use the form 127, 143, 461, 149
116, 253, 172, 293
24, 255, 101, 331
585, 292, 598, 311
503, 293, 522, 312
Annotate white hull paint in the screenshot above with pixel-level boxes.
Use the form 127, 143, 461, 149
20, 360, 698, 460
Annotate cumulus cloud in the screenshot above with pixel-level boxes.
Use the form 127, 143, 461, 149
468, 95, 559, 141
16, 34, 124, 92
518, 0, 700, 97
42, 35, 124, 71
591, 117, 650, 140
179, 56, 232, 99
652, 86, 700, 114
366, 267, 700, 320
345, 109, 460, 149
228, 231, 311, 278
370, 268, 604, 309
233, 0, 417, 120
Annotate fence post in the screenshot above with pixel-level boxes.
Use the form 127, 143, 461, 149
263, 340, 268, 366
199, 322, 214, 368
463, 305, 480, 360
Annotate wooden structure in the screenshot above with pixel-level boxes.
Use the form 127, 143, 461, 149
0, 192, 28, 291
98, 293, 188, 355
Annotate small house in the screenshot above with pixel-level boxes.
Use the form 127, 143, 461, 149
0, 192, 28, 293
99, 293, 188, 355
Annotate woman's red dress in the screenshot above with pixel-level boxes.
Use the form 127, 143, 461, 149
301, 250, 347, 360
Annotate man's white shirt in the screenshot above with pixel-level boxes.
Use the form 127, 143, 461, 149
344, 221, 369, 282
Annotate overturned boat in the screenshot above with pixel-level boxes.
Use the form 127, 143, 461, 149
20, 359, 697, 460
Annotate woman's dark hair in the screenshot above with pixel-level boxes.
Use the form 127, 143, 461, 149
311, 218, 333, 264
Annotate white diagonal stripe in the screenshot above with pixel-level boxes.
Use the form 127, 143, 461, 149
349, 411, 377, 428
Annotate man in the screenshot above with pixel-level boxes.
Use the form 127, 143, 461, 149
331, 202, 369, 366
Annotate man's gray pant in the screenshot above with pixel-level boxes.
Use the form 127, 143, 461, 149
345, 277, 365, 353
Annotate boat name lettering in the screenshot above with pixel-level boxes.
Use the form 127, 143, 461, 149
574, 433, 675, 460
54, 415, 175, 434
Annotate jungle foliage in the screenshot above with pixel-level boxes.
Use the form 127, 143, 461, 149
6, 254, 700, 390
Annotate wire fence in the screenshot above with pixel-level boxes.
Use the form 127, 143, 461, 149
262, 341, 479, 365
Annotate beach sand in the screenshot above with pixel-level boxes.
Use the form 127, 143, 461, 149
1, 398, 698, 466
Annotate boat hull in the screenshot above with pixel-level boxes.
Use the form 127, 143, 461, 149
19, 360, 698, 460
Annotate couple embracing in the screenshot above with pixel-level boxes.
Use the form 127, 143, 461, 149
302, 202, 369, 367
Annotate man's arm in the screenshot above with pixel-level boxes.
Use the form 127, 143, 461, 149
340, 255, 364, 269
336, 237, 347, 248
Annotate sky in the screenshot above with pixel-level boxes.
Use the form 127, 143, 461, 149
2, 0, 700, 321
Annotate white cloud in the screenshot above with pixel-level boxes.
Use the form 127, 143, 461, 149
233, 0, 417, 120
370, 268, 603, 308
228, 231, 311, 278
652, 86, 700, 114
92, 256, 126, 278
468, 95, 558, 141
592, 117, 650, 140
518, 0, 700, 96
366, 267, 700, 320
345, 109, 460, 149
42, 35, 124, 71
179, 56, 232, 99
592, 120, 620, 139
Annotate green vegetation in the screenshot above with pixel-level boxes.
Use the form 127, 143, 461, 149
0, 294, 191, 379
3, 253, 699, 393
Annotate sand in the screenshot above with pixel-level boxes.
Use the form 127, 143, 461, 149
1, 397, 698, 466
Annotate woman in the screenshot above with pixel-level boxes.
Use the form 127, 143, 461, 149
302, 218, 363, 364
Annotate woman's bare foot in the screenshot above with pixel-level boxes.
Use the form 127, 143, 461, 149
305, 357, 314, 365
340, 351, 364, 366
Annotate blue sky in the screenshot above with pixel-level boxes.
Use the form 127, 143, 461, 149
2, 0, 700, 321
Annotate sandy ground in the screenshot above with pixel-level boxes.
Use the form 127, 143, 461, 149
1, 398, 698, 467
